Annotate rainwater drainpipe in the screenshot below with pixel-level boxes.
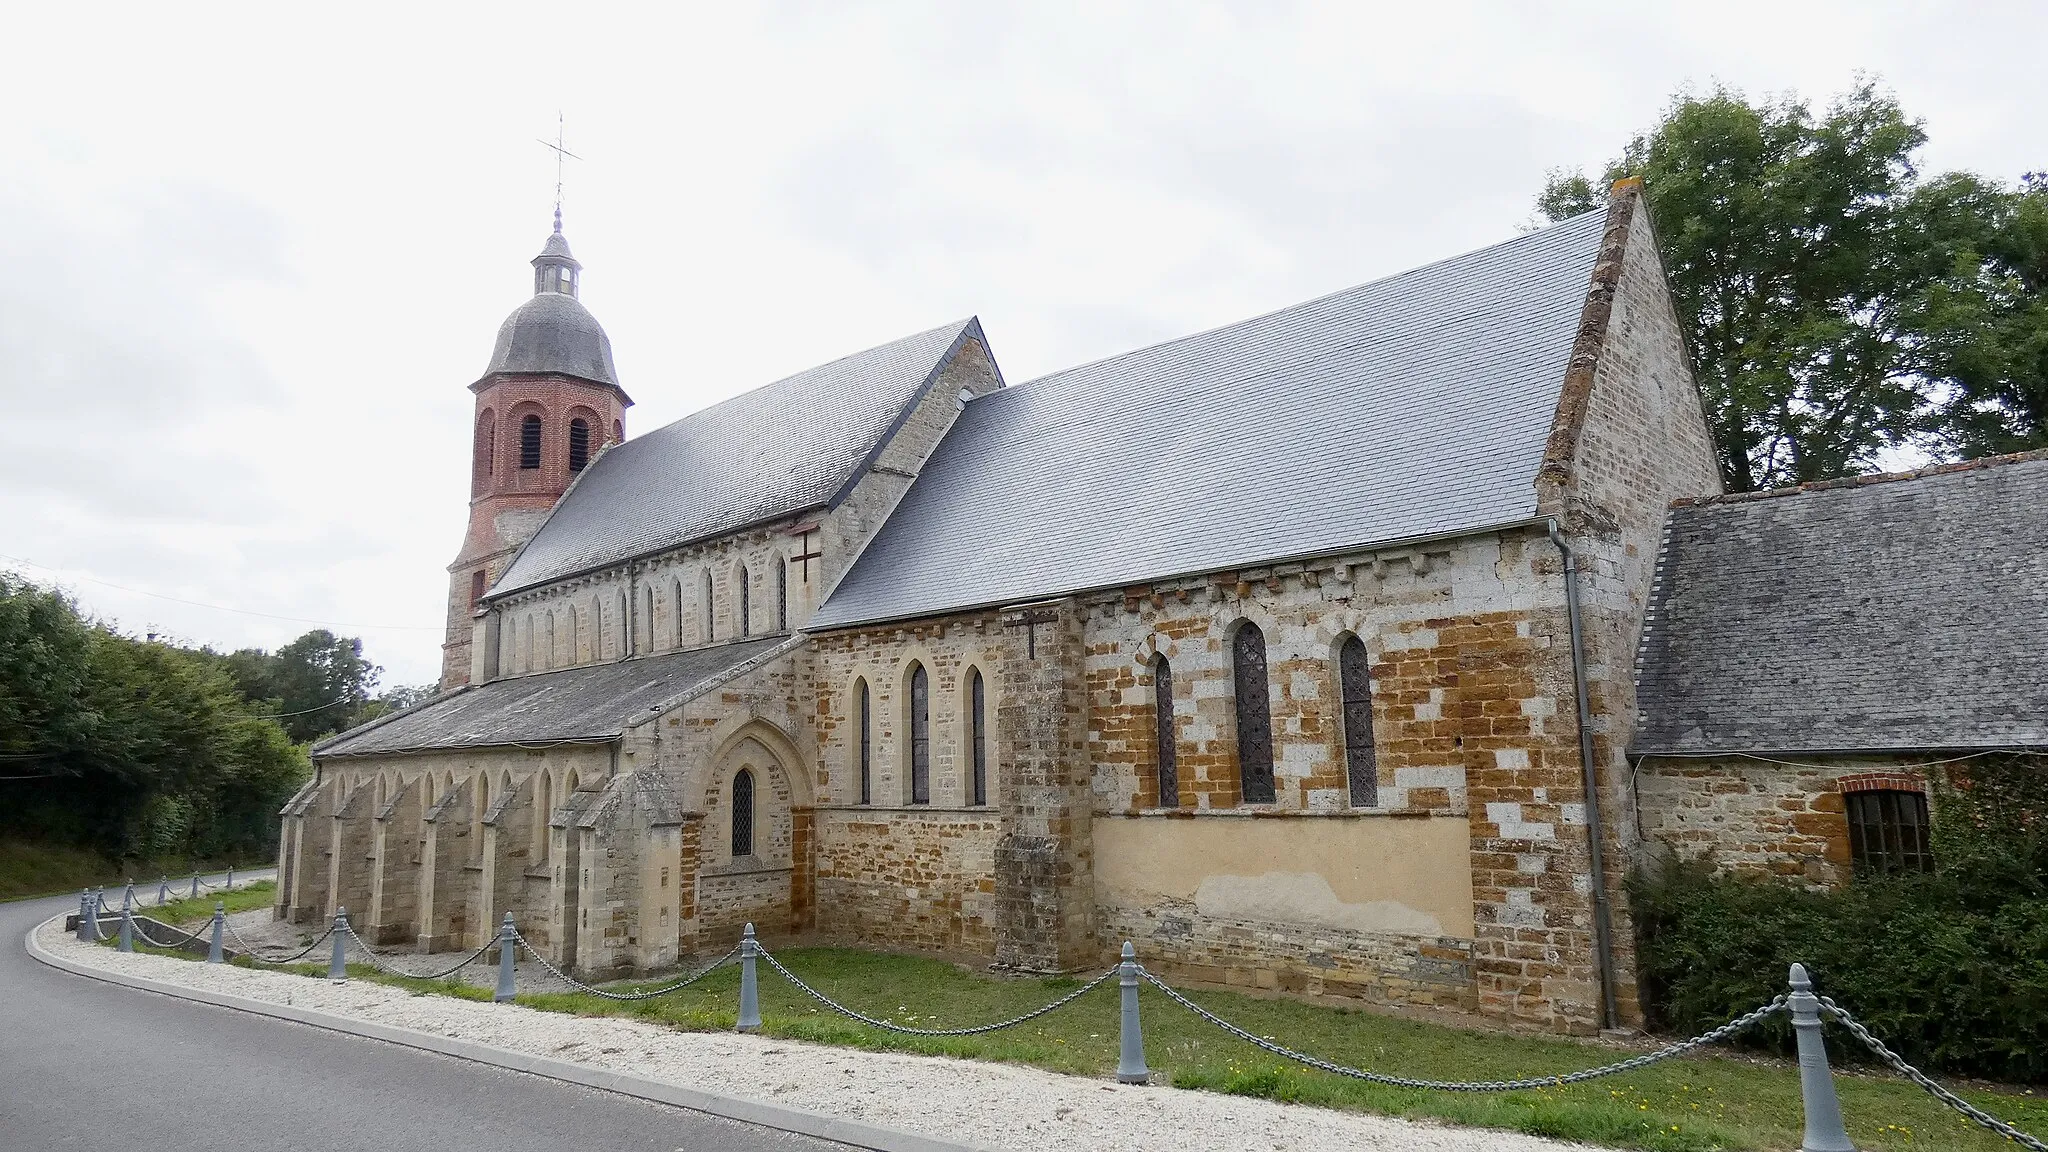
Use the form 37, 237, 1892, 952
1547, 517, 1620, 1032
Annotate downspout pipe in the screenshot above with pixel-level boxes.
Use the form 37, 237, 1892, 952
1547, 518, 1620, 1031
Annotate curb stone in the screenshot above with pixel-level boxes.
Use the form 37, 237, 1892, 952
28, 914, 991, 1152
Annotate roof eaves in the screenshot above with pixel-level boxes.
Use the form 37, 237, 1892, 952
312, 684, 475, 758
318, 733, 622, 760
809, 515, 1555, 634
1666, 448, 2048, 511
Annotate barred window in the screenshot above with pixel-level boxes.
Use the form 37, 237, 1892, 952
856, 679, 872, 805
738, 565, 751, 637
731, 768, 755, 857
1846, 789, 1933, 874
908, 664, 930, 804
1233, 623, 1275, 803
968, 668, 988, 806
519, 415, 542, 469
702, 570, 714, 642
1152, 655, 1178, 806
568, 418, 591, 472
1338, 636, 1378, 807
775, 562, 788, 632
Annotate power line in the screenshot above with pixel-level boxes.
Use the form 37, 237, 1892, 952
0, 554, 441, 632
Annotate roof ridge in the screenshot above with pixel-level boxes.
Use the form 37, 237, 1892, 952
1006, 208, 1609, 394
1669, 448, 2048, 509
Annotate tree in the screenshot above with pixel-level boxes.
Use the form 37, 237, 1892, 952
1539, 83, 2046, 490
222, 629, 382, 744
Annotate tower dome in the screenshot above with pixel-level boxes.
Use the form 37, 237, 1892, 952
477, 221, 620, 388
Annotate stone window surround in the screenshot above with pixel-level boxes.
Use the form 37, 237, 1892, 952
838, 648, 1001, 809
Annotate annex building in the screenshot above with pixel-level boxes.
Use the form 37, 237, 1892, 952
279, 180, 2048, 1035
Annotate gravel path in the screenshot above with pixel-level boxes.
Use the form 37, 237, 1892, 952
40, 917, 1583, 1152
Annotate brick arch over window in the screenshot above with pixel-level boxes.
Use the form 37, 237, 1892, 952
566, 405, 602, 474
1337, 633, 1378, 807
1232, 621, 1275, 804
473, 409, 496, 492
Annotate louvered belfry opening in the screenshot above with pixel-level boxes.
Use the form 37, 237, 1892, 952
1233, 623, 1275, 804
568, 418, 590, 472
519, 415, 542, 469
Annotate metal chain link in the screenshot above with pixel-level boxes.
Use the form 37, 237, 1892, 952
1817, 996, 2048, 1152
130, 918, 211, 950
341, 924, 494, 982
509, 930, 738, 1001
1143, 968, 1786, 1092
759, 948, 1118, 1036
224, 919, 334, 964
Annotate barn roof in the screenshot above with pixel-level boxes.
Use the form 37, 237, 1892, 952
1632, 452, 2048, 756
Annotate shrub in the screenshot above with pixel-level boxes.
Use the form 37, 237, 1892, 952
1631, 755, 2048, 1084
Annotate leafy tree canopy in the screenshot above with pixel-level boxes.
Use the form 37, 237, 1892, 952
1539, 82, 2046, 490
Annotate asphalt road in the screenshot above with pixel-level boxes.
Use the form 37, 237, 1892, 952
1, 883, 842, 1152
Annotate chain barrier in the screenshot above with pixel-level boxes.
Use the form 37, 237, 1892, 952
223, 919, 335, 965
759, 948, 1118, 1037
1816, 997, 2047, 1152
510, 930, 738, 1001
1142, 968, 1786, 1092
130, 918, 211, 950
341, 924, 495, 982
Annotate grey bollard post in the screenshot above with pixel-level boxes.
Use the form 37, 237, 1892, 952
1116, 941, 1149, 1084
77, 890, 91, 943
1788, 963, 1855, 1152
329, 909, 349, 983
118, 903, 134, 952
736, 922, 761, 1032
226, 867, 234, 890
208, 903, 225, 964
122, 879, 134, 910
157, 876, 169, 905
190, 872, 200, 899
88, 890, 105, 940
495, 913, 517, 1003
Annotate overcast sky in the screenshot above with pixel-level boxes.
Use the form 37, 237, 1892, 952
2, 1, 2041, 689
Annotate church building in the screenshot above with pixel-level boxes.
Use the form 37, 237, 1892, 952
279, 178, 2044, 1035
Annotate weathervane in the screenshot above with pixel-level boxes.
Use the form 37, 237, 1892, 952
537, 113, 581, 232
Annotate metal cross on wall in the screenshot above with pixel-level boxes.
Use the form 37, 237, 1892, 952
1003, 606, 1061, 659
791, 529, 823, 583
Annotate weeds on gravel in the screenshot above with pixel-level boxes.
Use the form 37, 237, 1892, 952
114, 937, 2048, 1152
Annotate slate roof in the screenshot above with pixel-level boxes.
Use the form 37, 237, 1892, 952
1632, 453, 2048, 755
808, 210, 1610, 629
314, 638, 785, 757
492, 318, 985, 597
482, 291, 621, 387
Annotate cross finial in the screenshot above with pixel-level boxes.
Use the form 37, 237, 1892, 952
538, 113, 581, 232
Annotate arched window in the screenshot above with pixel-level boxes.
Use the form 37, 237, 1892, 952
536, 768, 552, 862
1338, 636, 1378, 807
616, 588, 628, 658
643, 584, 656, 651
612, 419, 622, 443
671, 577, 685, 647
472, 774, 490, 863
907, 664, 930, 804
1233, 623, 1275, 804
474, 410, 496, 485
568, 418, 591, 472
565, 603, 580, 663
544, 611, 557, 670
738, 565, 751, 637
702, 570, 715, 642
776, 561, 788, 632
730, 768, 755, 857
967, 668, 987, 806
856, 679, 872, 805
1152, 655, 1178, 807
519, 415, 542, 470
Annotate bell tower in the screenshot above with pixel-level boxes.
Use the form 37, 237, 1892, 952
441, 216, 631, 688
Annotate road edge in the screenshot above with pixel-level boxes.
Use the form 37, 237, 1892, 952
26, 913, 988, 1152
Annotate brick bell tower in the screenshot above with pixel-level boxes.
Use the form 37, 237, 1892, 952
441, 212, 630, 688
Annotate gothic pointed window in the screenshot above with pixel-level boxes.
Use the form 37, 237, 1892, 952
702, 570, 715, 642
1339, 636, 1379, 807
1152, 655, 1178, 807
775, 562, 788, 632
908, 664, 930, 805
568, 418, 591, 472
519, 414, 542, 469
671, 577, 685, 647
968, 668, 988, 806
856, 679, 872, 805
738, 566, 751, 637
731, 768, 755, 857
1233, 623, 1275, 804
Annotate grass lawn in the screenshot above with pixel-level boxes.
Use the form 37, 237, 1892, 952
127, 935, 2046, 1152
1, 840, 269, 902
134, 880, 277, 927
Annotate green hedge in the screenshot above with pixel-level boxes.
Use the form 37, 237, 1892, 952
1631, 756, 2048, 1084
